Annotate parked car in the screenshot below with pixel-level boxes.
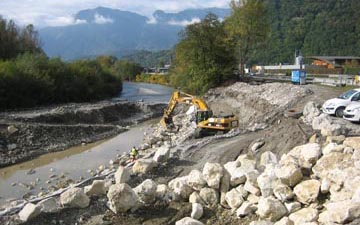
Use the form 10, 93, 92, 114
322, 88, 360, 117
343, 102, 360, 122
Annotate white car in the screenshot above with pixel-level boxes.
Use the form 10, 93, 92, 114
343, 102, 360, 122
322, 88, 360, 117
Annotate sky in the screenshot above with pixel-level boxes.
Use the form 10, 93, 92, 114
0, 0, 231, 27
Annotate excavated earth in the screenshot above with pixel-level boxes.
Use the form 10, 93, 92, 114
2, 82, 360, 225
0, 101, 165, 167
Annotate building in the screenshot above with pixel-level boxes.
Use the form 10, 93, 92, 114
308, 56, 360, 69
254, 54, 360, 75
143, 64, 171, 75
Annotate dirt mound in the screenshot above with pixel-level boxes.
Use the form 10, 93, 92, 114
204, 82, 311, 128
0, 101, 166, 167
4, 101, 165, 126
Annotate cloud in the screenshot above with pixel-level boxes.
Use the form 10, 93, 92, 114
167, 18, 201, 26
0, 0, 231, 27
146, 17, 157, 24
94, 13, 113, 24
45, 16, 87, 27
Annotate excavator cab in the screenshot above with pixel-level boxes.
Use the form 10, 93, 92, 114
195, 110, 213, 124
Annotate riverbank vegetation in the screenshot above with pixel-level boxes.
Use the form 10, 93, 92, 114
135, 74, 171, 86
0, 17, 125, 110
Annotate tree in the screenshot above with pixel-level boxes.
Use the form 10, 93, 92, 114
225, 0, 269, 75
172, 13, 236, 94
112, 60, 142, 81
0, 17, 42, 60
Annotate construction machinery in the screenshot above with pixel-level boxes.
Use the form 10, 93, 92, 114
160, 91, 239, 137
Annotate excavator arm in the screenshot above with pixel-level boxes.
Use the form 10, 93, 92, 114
160, 91, 210, 127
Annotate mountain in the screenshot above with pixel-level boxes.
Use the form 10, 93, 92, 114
254, 0, 360, 64
39, 7, 230, 60
153, 8, 230, 24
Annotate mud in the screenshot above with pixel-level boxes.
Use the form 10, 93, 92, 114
0, 101, 166, 167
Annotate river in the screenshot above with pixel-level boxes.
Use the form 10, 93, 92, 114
0, 82, 173, 206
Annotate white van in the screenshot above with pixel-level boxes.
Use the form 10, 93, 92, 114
322, 88, 360, 117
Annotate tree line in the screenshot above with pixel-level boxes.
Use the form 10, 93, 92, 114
170, 0, 360, 95
171, 0, 269, 95
0, 17, 141, 110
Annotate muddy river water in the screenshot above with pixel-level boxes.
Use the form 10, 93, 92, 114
0, 82, 173, 206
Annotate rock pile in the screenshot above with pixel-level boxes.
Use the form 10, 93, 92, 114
302, 101, 360, 136
204, 82, 310, 128
169, 135, 360, 225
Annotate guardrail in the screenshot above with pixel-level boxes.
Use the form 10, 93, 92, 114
248, 74, 360, 86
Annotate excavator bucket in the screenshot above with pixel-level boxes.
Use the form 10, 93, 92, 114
160, 117, 167, 128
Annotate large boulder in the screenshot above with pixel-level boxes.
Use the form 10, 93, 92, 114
153, 146, 171, 163
322, 143, 345, 155
84, 180, 107, 196
302, 101, 321, 125
225, 157, 257, 186
37, 197, 61, 213
250, 139, 265, 152
187, 170, 207, 191
225, 188, 245, 210
18, 203, 41, 222
250, 220, 274, 225
236, 201, 257, 217
286, 143, 321, 169
175, 217, 204, 225
107, 183, 139, 213
274, 217, 293, 225
312, 113, 347, 136
344, 137, 360, 150
133, 179, 157, 204
275, 164, 303, 187
284, 202, 301, 214
312, 152, 354, 187
156, 184, 169, 200
199, 187, 219, 206
318, 200, 360, 224
219, 169, 231, 207
132, 159, 158, 174
189, 192, 205, 204
325, 135, 346, 145
273, 184, 294, 202
60, 187, 90, 208
293, 180, 320, 205
202, 163, 224, 189
191, 203, 203, 220
257, 172, 278, 198
115, 166, 131, 184
257, 197, 287, 222
244, 170, 260, 196
288, 207, 318, 225
224, 161, 246, 186
352, 187, 360, 203
169, 176, 193, 201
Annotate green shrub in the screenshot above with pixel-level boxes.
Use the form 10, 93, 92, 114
0, 54, 122, 110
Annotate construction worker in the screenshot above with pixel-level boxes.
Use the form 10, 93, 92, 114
130, 146, 138, 162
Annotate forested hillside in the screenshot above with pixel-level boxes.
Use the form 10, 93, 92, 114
120, 50, 173, 67
169, 0, 360, 95
256, 0, 360, 64
90, 1, 360, 67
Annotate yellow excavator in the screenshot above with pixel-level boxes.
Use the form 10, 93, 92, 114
160, 91, 239, 137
